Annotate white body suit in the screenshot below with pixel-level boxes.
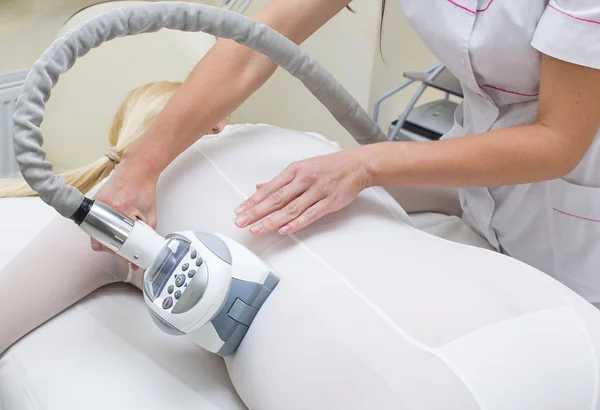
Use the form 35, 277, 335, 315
2, 124, 600, 409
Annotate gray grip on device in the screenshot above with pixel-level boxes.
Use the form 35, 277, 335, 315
12, 1, 386, 219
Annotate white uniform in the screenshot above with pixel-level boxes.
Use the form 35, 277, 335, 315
397, 0, 600, 302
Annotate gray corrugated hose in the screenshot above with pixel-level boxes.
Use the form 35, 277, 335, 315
13, 2, 386, 219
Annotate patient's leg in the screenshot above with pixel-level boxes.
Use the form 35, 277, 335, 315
0, 216, 131, 354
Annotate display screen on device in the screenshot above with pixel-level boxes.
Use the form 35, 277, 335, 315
143, 236, 190, 300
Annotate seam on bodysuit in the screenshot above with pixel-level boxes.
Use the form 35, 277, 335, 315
79, 253, 121, 282
256, 238, 473, 407
191, 146, 437, 352
285, 236, 488, 408
193, 143, 487, 408
194, 140, 600, 407
524, 265, 600, 409
441, 304, 565, 349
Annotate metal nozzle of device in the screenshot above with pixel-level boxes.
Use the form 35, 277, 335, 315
79, 201, 135, 253
78, 201, 166, 270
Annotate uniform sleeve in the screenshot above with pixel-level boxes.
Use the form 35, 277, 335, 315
532, 0, 600, 69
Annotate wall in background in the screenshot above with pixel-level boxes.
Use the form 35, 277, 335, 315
230, 0, 380, 149
0, 0, 441, 169
369, 0, 444, 135
0, 0, 219, 73
40, 1, 221, 171
0, 70, 27, 177
0, 0, 83, 73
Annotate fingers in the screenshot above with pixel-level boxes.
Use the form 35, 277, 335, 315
90, 209, 158, 255
279, 198, 332, 235
234, 154, 362, 235
235, 166, 297, 216
90, 237, 141, 271
90, 239, 104, 252
246, 187, 325, 235
135, 208, 158, 230
235, 181, 307, 229
90, 238, 115, 255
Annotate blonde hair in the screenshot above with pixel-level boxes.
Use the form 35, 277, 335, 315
0, 81, 181, 198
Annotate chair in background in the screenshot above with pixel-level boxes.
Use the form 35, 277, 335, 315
373, 64, 463, 142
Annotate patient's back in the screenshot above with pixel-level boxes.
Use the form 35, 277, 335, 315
156, 124, 600, 410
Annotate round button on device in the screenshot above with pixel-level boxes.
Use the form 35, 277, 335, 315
175, 275, 186, 287
162, 297, 173, 310
188, 270, 196, 279
196, 258, 203, 267
168, 285, 174, 294
175, 290, 182, 299
181, 263, 189, 272
190, 250, 197, 259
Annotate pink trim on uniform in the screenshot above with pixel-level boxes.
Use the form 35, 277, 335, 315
446, 0, 475, 14
553, 208, 600, 223
481, 84, 539, 97
476, 92, 489, 100
548, 3, 600, 26
477, 0, 494, 12
446, 0, 494, 14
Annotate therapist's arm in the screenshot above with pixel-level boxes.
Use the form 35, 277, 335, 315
235, 53, 600, 236
365, 54, 600, 188
124, 0, 348, 177
91, 0, 348, 235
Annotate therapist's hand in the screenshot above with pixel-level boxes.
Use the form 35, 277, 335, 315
90, 155, 159, 254
234, 148, 373, 235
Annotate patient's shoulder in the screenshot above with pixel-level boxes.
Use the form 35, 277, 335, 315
199, 123, 338, 147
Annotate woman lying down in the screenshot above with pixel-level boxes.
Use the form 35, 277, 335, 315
1, 82, 600, 410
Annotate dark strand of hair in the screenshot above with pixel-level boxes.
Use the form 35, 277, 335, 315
346, 1, 387, 60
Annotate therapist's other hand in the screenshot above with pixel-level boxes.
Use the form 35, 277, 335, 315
90, 155, 159, 254
234, 148, 372, 235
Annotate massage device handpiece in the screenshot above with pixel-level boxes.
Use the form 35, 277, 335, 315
76, 199, 166, 270
142, 231, 279, 356
12, 0, 381, 351
74, 199, 279, 356
144, 231, 279, 356
11, 0, 381, 358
